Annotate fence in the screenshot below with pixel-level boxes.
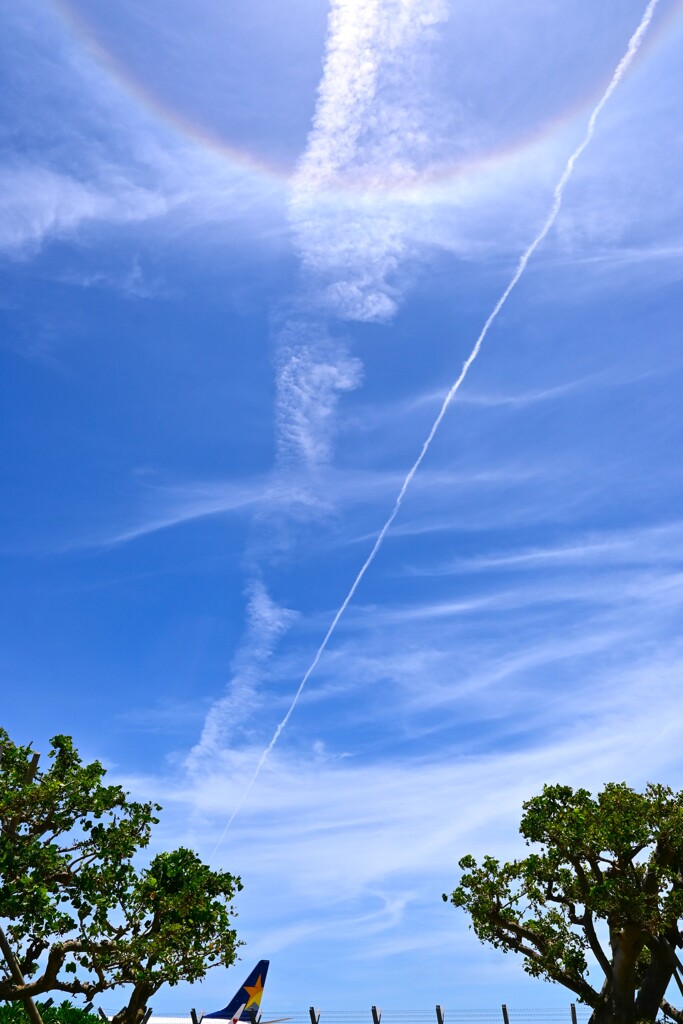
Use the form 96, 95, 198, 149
134, 1008, 595, 1024
304, 1012, 591, 1024
269, 1010, 592, 1024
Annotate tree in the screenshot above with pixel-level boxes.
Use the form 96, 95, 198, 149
0, 1000, 100, 1024
444, 783, 683, 1024
0, 729, 243, 1024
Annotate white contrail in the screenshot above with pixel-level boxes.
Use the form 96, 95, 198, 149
210, 0, 660, 856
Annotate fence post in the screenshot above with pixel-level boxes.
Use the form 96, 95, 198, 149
501, 1005, 510, 1024
97, 1012, 108, 1022
436, 1007, 445, 1024
142, 1010, 153, 1024
309, 1009, 321, 1024
570, 1006, 578, 1024
372, 1007, 382, 1024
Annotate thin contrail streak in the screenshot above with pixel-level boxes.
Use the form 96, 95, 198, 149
210, 0, 660, 857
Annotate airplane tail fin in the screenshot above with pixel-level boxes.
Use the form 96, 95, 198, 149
204, 961, 270, 1023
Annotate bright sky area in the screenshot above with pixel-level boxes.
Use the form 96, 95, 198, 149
2, 0, 683, 1013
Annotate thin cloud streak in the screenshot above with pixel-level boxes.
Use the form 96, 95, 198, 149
340, 368, 656, 440
73, 481, 266, 549
403, 521, 683, 576
57, 461, 539, 554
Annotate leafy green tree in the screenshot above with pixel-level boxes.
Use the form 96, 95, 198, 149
0, 1000, 101, 1024
0, 729, 242, 1024
444, 783, 683, 1024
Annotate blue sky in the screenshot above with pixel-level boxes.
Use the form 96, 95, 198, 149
2, 0, 683, 1012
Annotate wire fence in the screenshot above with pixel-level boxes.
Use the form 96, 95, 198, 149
261, 1011, 594, 1024
262, 1012, 592, 1024
55, 1006, 680, 1024
133, 1008, 597, 1024
99, 1004, 678, 1024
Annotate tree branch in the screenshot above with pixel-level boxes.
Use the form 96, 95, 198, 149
661, 1000, 683, 1023
583, 909, 613, 982
490, 915, 597, 1005
0, 923, 45, 1024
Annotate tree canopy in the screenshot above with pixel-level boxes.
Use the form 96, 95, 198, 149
444, 782, 683, 1024
0, 1001, 100, 1024
0, 729, 242, 1024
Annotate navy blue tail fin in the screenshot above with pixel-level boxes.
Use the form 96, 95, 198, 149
204, 961, 270, 1022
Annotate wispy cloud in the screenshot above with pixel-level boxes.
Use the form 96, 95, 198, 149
0, 164, 169, 255
0, 3, 288, 260
187, 581, 298, 766
340, 366, 659, 444
73, 478, 266, 550
290, 0, 449, 322
133, 646, 683, 970
265, 0, 453, 511
404, 520, 683, 576
70, 459, 545, 556
275, 321, 363, 470
55, 257, 172, 299
112, 489, 683, 997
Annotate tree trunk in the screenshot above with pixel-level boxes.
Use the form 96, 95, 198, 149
110, 981, 156, 1024
635, 939, 674, 1021
588, 927, 648, 1024
588, 998, 642, 1024
0, 924, 45, 1024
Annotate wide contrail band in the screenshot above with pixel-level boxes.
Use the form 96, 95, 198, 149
210, 0, 660, 856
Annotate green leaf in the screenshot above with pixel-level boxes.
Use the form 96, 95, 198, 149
0, 727, 242, 1019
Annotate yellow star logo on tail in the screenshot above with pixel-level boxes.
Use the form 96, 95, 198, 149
244, 976, 264, 1010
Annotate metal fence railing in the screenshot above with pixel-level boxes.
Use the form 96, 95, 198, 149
132, 1008, 597, 1024
99, 1006, 678, 1024
264, 1010, 594, 1024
